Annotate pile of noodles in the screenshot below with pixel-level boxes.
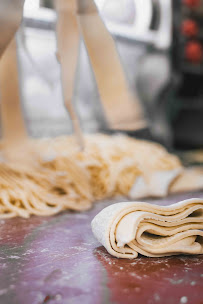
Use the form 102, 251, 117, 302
0, 134, 181, 218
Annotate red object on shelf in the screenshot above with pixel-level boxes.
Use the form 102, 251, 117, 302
183, 0, 200, 8
185, 41, 203, 63
182, 19, 199, 37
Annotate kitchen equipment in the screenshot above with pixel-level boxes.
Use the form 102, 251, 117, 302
170, 0, 203, 148
136, 0, 203, 149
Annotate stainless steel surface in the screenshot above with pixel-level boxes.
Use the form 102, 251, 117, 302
0, 0, 25, 58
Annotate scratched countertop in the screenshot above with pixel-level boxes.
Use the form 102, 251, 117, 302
0, 191, 202, 304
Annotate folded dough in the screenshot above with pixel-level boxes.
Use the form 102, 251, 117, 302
91, 198, 203, 258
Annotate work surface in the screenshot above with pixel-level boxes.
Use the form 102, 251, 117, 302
0, 191, 202, 304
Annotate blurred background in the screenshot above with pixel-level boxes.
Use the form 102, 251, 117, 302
10, 0, 203, 148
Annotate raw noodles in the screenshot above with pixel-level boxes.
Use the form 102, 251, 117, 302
0, 133, 184, 218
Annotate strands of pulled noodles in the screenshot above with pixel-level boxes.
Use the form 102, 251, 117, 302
0, 134, 181, 218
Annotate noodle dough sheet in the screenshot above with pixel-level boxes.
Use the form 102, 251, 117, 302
91, 198, 203, 258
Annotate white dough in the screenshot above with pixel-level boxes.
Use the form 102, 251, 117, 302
129, 168, 182, 198
91, 198, 203, 259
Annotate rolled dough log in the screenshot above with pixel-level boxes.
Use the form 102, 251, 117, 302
91, 198, 203, 258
